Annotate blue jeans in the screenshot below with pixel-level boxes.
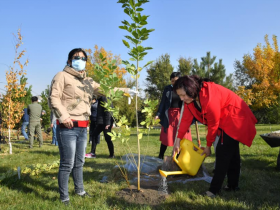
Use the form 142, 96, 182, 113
57, 127, 87, 201
21, 122, 29, 140
51, 124, 58, 145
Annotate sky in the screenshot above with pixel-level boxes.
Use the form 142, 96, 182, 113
0, 0, 280, 96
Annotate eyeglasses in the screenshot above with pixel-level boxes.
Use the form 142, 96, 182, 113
73, 56, 87, 61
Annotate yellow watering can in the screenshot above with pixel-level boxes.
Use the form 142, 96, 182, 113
159, 138, 205, 177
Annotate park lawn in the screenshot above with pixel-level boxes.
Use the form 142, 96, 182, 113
0, 124, 279, 210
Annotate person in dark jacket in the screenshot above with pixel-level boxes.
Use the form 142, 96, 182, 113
155, 72, 192, 159
85, 96, 114, 158
0, 111, 2, 143
88, 95, 100, 144
21, 108, 29, 140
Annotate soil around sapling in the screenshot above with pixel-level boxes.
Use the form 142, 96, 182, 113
113, 156, 206, 206
115, 183, 169, 206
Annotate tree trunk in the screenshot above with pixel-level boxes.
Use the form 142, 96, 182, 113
136, 59, 140, 191
8, 127, 12, 154
8, 104, 12, 154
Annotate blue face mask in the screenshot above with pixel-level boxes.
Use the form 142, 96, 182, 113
72, 59, 86, 71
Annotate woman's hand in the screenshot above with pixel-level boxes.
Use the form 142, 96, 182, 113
154, 116, 159, 120
201, 146, 211, 157
63, 118, 73, 128
105, 125, 110, 129
172, 138, 181, 157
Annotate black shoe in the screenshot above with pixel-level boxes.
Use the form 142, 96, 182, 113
158, 155, 163, 159
223, 185, 240, 191
79, 192, 93, 198
108, 155, 115, 159
62, 200, 70, 206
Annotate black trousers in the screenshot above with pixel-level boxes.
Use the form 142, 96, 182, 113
158, 143, 167, 159
90, 124, 114, 156
89, 121, 100, 144
209, 132, 240, 194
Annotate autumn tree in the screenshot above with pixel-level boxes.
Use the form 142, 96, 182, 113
145, 54, 174, 100
236, 35, 280, 110
85, 45, 127, 87
1, 29, 28, 154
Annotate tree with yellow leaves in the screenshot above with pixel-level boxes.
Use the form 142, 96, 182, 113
236, 35, 280, 110
85, 45, 127, 87
1, 28, 28, 154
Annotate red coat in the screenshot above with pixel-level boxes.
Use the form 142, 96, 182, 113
177, 82, 257, 147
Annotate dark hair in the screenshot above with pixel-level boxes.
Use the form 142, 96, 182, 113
92, 95, 97, 100
170, 72, 181, 80
173, 75, 211, 99
31, 96, 38, 102
67, 48, 87, 65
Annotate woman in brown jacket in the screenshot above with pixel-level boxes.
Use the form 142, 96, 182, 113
49, 48, 98, 205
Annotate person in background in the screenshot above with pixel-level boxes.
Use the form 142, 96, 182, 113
155, 72, 192, 159
50, 110, 58, 146
21, 108, 29, 140
0, 111, 2, 143
85, 96, 114, 158
89, 95, 100, 145
173, 75, 257, 198
28, 96, 43, 148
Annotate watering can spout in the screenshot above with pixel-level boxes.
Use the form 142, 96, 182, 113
159, 169, 187, 178
158, 139, 206, 177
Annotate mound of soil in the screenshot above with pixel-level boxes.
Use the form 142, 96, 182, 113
267, 133, 280, 137
113, 155, 209, 206
116, 184, 168, 206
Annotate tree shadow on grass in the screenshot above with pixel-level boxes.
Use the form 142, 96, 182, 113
30, 150, 59, 156
0, 166, 16, 176
241, 155, 279, 171
0, 171, 59, 202
83, 161, 117, 182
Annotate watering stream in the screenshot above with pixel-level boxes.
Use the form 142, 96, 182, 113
158, 176, 168, 195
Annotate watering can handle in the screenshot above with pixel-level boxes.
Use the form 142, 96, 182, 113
173, 152, 180, 165
195, 121, 201, 148
193, 144, 206, 158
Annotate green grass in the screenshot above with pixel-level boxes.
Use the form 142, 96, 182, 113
0, 124, 280, 210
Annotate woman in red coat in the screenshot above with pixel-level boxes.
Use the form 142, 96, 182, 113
173, 75, 257, 197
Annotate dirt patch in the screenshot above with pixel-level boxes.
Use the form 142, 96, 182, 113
113, 154, 209, 206
116, 184, 168, 206
114, 157, 206, 206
